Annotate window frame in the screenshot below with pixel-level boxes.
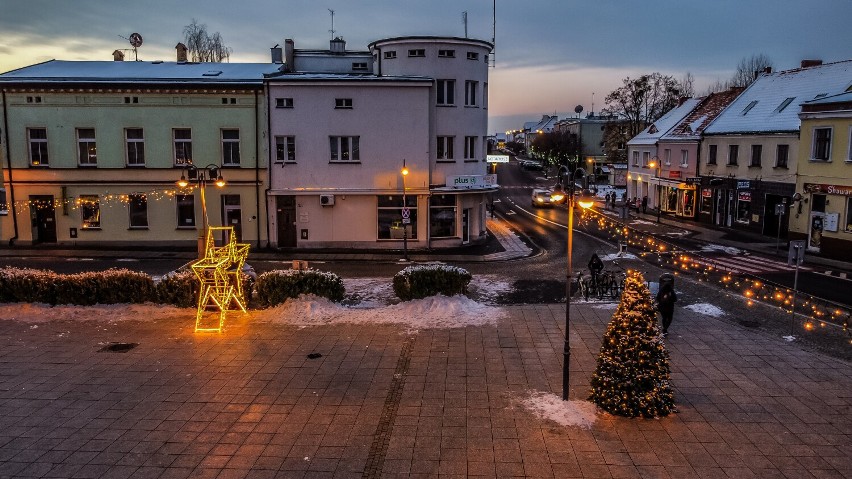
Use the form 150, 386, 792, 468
27, 127, 49, 166
128, 193, 148, 229
429, 194, 457, 239
176, 194, 196, 229
125, 128, 145, 167
329, 136, 360, 163
173, 128, 192, 166
775, 144, 789, 168
437, 136, 454, 161
845, 196, 852, 233
438, 49, 455, 58
464, 136, 476, 161
812, 127, 832, 161
79, 195, 101, 229
221, 129, 241, 166
335, 98, 353, 109
437, 79, 455, 106
76, 128, 97, 167
707, 144, 717, 165
750, 144, 762, 167
408, 49, 425, 57
663, 149, 671, 166
275, 135, 296, 163
351, 62, 368, 71
728, 144, 739, 166
377, 195, 417, 240
464, 80, 478, 107
680, 149, 689, 167
642, 152, 650, 167
275, 97, 294, 108
632, 151, 639, 166
466, 52, 479, 61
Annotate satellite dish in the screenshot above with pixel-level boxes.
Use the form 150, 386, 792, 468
574, 105, 584, 115
129, 33, 143, 48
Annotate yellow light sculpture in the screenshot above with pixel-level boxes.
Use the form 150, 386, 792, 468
190, 226, 250, 332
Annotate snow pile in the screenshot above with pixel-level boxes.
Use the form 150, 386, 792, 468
520, 390, 598, 429
683, 303, 725, 317
700, 244, 743, 255
342, 277, 396, 307
468, 274, 513, 304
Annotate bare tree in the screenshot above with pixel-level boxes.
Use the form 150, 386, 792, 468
183, 19, 233, 63
730, 53, 773, 88
602, 73, 683, 138
679, 72, 695, 98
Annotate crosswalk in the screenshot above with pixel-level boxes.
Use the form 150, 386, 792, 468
691, 253, 812, 275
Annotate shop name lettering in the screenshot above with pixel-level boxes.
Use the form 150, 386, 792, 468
454, 177, 479, 186
827, 185, 852, 196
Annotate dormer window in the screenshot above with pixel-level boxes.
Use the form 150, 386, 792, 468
408, 49, 425, 57
648, 125, 658, 134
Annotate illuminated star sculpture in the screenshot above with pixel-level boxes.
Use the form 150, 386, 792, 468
190, 226, 250, 332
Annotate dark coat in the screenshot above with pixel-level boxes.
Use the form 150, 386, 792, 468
656, 285, 677, 313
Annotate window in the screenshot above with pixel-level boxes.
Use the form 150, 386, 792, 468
464, 81, 478, 107
437, 80, 455, 106
378, 195, 417, 240
438, 49, 455, 58
776, 144, 789, 168
383, 51, 397, 59
329, 136, 360, 162
0, 188, 7, 216
28, 128, 48, 166
351, 62, 368, 71
466, 52, 479, 60
125, 128, 145, 166
408, 49, 425, 57
173, 128, 192, 165
642, 152, 650, 167
464, 136, 476, 160
707, 145, 717, 165
335, 98, 353, 109
750, 145, 762, 167
680, 149, 688, 167
483, 83, 488, 109
176, 194, 195, 228
80, 195, 100, 229
774, 97, 796, 113
632, 151, 639, 166
275, 98, 293, 108
124, 96, 138, 104
275, 136, 296, 163
430, 194, 456, 238
728, 145, 739, 165
221, 129, 240, 166
437, 136, 454, 161
27, 96, 42, 103
76, 128, 97, 166
846, 197, 852, 233
741, 100, 758, 115
128, 194, 148, 228
222, 97, 236, 104
664, 149, 671, 166
736, 191, 751, 224
812, 127, 832, 161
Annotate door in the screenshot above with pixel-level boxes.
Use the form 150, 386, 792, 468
762, 194, 787, 237
808, 212, 824, 253
726, 191, 734, 227
462, 208, 470, 244
222, 194, 242, 242
30, 195, 57, 243
276, 196, 297, 248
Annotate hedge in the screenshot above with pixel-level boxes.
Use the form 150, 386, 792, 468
0, 267, 156, 305
392, 264, 472, 301
255, 269, 345, 306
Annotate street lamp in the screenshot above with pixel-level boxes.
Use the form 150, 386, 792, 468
648, 157, 662, 222
400, 160, 410, 262
559, 172, 595, 400
176, 164, 226, 257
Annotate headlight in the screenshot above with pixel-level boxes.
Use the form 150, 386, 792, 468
550, 194, 564, 202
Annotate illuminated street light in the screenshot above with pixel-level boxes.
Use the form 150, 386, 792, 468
176, 164, 226, 258
401, 160, 410, 262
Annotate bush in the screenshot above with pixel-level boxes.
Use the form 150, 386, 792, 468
155, 268, 255, 308
256, 268, 345, 306
0, 267, 156, 305
393, 264, 472, 301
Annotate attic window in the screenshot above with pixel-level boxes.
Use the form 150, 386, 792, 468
222, 97, 237, 104
774, 97, 796, 113
648, 125, 658, 134
683, 125, 693, 133
438, 49, 455, 58
352, 62, 368, 71
408, 49, 425, 57
383, 51, 397, 59
466, 52, 479, 60
813, 93, 828, 100
202, 70, 222, 76
741, 100, 758, 115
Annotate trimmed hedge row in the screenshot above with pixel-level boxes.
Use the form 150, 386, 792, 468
255, 269, 345, 306
393, 264, 471, 301
0, 267, 156, 305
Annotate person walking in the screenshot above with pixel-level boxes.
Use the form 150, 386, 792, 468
642, 196, 648, 214
656, 282, 677, 337
588, 253, 604, 286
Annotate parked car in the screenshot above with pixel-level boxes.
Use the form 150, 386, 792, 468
531, 189, 556, 208
521, 160, 544, 171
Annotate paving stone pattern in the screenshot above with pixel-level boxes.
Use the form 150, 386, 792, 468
0, 304, 850, 478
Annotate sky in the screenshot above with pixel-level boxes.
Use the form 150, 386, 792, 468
1, 0, 850, 134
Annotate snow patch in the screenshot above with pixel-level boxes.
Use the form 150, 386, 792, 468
700, 244, 743, 255
782, 335, 796, 342
630, 219, 656, 226
520, 390, 598, 429
600, 253, 637, 261
683, 303, 725, 317
468, 274, 513, 304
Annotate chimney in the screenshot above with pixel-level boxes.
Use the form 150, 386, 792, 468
801, 59, 823, 68
284, 39, 295, 72
270, 44, 283, 64
112, 50, 125, 61
175, 43, 188, 63
678, 96, 690, 106
764, 66, 772, 74
330, 37, 346, 54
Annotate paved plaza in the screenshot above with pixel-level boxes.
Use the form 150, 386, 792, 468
0, 302, 850, 479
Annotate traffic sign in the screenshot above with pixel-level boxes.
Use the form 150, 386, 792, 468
401, 207, 410, 219
402, 218, 411, 224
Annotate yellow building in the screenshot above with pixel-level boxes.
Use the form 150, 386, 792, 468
792, 91, 852, 261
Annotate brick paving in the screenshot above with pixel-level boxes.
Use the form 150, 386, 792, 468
0, 303, 850, 478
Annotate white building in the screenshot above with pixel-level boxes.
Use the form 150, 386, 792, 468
266, 36, 494, 249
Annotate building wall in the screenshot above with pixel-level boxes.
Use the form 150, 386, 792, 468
0, 89, 267, 247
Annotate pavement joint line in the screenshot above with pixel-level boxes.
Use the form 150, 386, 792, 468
362, 335, 415, 478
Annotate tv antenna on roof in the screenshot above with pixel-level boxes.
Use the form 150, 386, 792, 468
118, 32, 143, 61
462, 11, 468, 38
328, 9, 336, 39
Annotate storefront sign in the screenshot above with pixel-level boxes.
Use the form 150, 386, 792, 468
486, 155, 510, 163
738, 191, 751, 201
701, 189, 712, 198
803, 183, 852, 196
686, 177, 701, 185
737, 180, 750, 189
447, 175, 497, 189
667, 171, 682, 179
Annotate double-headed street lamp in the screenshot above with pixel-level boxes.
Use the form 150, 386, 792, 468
648, 157, 662, 222
177, 164, 225, 257
554, 169, 595, 400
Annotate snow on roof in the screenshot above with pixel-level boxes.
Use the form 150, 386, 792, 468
803, 90, 852, 106
661, 88, 744, 141
704, 60, 852, 135
0, 60, 283, 85
627, 98, 702, 145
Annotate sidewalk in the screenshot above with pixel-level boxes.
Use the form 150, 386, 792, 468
0, 301, 849, 478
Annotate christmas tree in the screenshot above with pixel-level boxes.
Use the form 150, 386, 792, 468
589, 272, 675, 418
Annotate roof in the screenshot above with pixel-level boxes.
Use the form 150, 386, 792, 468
368, 36, 493, 50
661, 88, 744, 141
264, 72, 432, 83
627, 98, 702, 146
703, 60, 852, 135
802, 90, 852, 106
0, 60, 282, 86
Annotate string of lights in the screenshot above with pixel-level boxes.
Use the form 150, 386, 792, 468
11, 186, 200, 214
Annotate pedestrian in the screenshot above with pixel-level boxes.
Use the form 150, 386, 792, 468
642, 196, 648, 214
605, 192, 611, 209
588, 253, 604, 284
655, 282, 677, 337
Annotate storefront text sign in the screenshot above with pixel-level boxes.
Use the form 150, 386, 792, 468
803, 183, 852, 196
486, 155, 510, 163
448, 175, 497, 189
737, 180, 750, 189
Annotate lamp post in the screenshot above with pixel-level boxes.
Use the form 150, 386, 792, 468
400, 160, 410, 262
177, 164, 225, 258
648, 157, 662, 222
559, 171, 595, 400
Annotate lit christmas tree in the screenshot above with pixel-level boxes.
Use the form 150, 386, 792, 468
589, 272, 675, 418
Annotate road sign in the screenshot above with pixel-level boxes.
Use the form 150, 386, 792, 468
401, 207, 410, 219
402, 218, 411, 224
486, 154, 510, 163
788, 240, 805, 266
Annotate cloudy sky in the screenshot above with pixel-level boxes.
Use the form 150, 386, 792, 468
1, 0, 850, 134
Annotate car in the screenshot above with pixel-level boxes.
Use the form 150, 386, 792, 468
531, 188, 557, 207
521, 160, 544, 171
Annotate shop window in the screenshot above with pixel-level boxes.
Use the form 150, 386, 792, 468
377, 195, 417, 240
736, 191, 751, 224
80, 195, 101, 229
430, 195, 456, 238
700, 190, 712, 214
